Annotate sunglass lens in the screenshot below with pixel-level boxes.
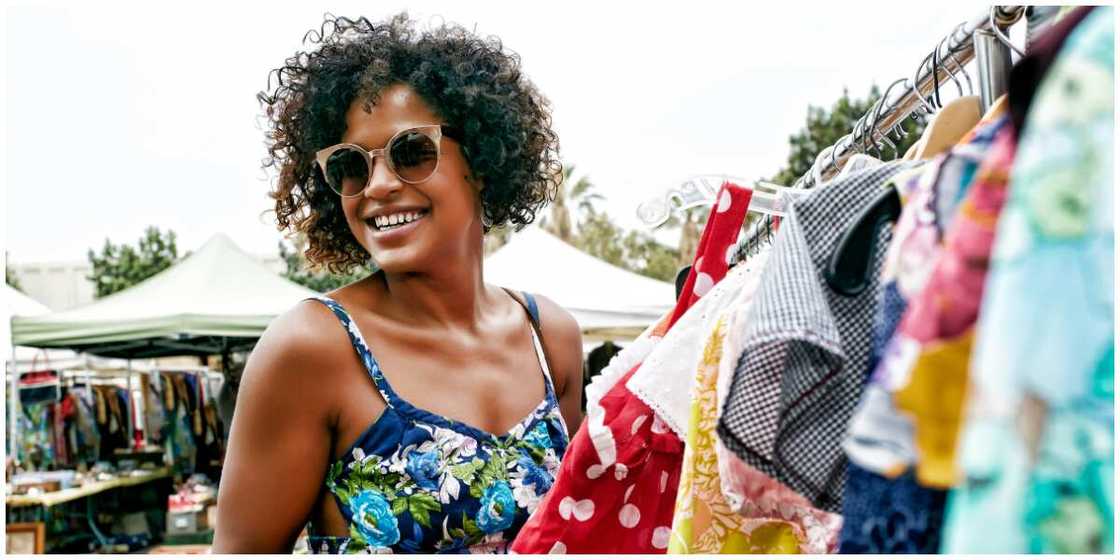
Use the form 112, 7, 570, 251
324, 147, 369, 196
390, 131, 439, 182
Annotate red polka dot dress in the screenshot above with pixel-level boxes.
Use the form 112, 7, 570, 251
512, 183, 753, 553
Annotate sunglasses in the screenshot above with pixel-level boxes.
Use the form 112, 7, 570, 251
315, 124, 460, 198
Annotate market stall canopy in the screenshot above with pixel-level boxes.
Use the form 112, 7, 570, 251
484, 227, 674, 339
6, 284, 76, 371
11, 234, 319, 359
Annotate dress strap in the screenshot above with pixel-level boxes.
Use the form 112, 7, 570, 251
502, 289, 559, 405
522, 291, 541, 328
306, 296, 397, 409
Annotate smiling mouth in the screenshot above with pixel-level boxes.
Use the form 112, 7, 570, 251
365, 210, 430, 232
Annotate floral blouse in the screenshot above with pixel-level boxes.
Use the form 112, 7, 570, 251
306, 295, 569, 554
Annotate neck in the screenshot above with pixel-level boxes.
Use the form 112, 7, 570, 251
377, 241, 492, 332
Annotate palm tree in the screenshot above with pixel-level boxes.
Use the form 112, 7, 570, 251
542, 164, 602, 244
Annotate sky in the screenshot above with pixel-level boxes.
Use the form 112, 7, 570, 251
4, 1, 1015, 264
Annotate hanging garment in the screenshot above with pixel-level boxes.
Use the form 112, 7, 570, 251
117, 387, 133, 446
166, 375, 198, 475
306, 292, 569, 554
627, 205, 760, 440
72, 387, 101, 465
837, 113, 1012, 554
512, 183, 751, 554
842, 113, 1010, 478
943, 9, 1114, 554
842, 166, 941, 477
18, 403, 55, 470
1008, 6, 1096, 136
53, 395, 72, 466
717, 160, 922, 513
146, 381, 167, 445
667, 246, 842, 554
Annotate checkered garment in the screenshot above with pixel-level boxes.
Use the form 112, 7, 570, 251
716, 160, 923, 513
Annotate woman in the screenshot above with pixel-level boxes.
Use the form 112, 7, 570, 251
213, 13, 584, 553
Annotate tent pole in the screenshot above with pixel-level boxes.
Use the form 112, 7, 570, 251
9, 342, 19, 470
126, 358, 135, 450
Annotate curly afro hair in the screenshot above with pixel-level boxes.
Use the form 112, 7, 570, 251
260, 12, 562, 273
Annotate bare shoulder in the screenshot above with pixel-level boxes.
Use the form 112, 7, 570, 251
528, 294, 582, 390
531, 294, 580, 345
240, 299, 352, 403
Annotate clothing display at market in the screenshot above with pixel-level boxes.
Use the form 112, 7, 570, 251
6, 5, 1110, 557
512, 6, 1110, 555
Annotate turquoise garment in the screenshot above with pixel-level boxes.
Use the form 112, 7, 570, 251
942, 8, 1114, 554
306, 294, 569, 554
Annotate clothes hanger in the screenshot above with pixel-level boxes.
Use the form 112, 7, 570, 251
826, 34, 985, 296
920, 37, 982, 157
636, 176, 806, 229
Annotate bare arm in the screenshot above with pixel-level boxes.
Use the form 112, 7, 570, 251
534, 294, 585, 437
212, 302, 340, 553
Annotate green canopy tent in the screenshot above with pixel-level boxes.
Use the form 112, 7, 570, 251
11, 233, 319, 361
9, 233, 319, 457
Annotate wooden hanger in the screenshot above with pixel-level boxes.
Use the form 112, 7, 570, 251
904, 95, 982, 160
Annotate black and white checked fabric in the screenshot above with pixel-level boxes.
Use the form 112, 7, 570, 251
716, 160, 923, 513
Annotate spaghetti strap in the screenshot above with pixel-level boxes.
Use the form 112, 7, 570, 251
502, 290, 559, 407
306, 296, 397, 409
521, 291, 541, 327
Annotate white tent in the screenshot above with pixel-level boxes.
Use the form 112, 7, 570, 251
11, 233, 320, 359
5, 285, 93, 372
484, 227, 674, 339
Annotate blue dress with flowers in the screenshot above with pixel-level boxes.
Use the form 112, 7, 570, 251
306, 294, 570, 554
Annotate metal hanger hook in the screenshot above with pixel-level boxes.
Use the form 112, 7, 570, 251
989, 6, 1025, 57
935, 35, 965, 98
911, 57, 937, 113
943, 32, 974, 96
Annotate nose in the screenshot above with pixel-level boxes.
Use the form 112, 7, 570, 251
361, 155, 403, 199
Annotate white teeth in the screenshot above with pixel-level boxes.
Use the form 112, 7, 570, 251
370, 210, 425, 231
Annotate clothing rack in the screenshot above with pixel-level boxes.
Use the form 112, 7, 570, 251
731, 5, 1026, 262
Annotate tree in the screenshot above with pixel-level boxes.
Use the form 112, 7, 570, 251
5, 252, 21, 292
622, 230, 679, 282
772, 85, 926, 186
570, 210, 679, 283
278, 237, 368, 293
87, 226, 179, 298
541, 164, 603, 244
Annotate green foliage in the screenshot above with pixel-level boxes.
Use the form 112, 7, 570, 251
5, 252, 21, 292
278, 238, 369, 293
568, 210, 679, 283
622, 230, 679, 281
771, 85, 926, 186
541, 164, 603, 244
86, 226, 179, 298
573, 210, 626, 268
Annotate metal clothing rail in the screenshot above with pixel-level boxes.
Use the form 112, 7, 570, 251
732, 5, 1026, 261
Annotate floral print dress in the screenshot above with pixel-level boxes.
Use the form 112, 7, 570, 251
306, 294, 569, 554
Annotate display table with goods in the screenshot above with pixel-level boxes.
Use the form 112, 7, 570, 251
6, 464, 174, 553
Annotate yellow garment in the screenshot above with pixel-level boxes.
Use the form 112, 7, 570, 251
668, 317, 801, 554
893, 330, 974, 488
